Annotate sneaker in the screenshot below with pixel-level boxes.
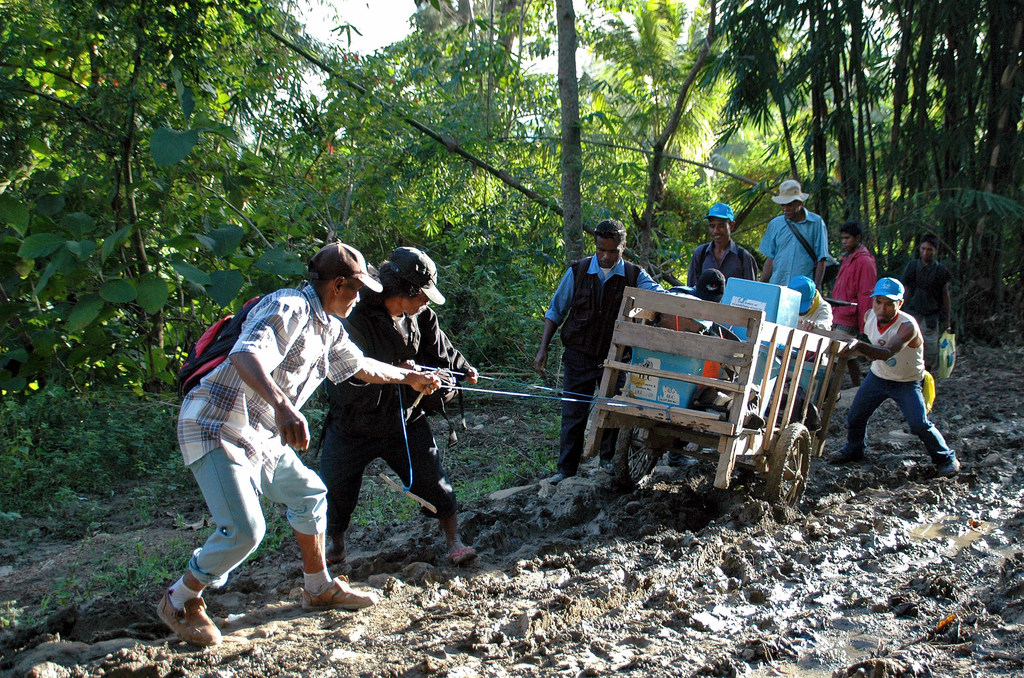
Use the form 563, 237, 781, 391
157, 592, 222, 647
600, 459, 614, 473
547, 472, 569, 485
935, 457, 961, 478
303, 576, 379, 611
829, 447, 865, 464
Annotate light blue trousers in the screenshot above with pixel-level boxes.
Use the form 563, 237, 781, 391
186, 447, 327, 588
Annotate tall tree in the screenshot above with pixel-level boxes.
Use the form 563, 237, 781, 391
555, 0, 584, 261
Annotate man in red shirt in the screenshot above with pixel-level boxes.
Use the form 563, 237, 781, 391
831, 221, 876, 385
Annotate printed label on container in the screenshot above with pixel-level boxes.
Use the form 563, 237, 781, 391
628, 356, 660, 401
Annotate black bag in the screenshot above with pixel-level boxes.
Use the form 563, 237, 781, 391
785, 221, 839, 286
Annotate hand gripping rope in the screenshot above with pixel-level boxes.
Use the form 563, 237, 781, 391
378, 364, 669, 510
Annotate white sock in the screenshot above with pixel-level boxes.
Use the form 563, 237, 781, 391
168, 576, 201, 610
304, 570, 333, 595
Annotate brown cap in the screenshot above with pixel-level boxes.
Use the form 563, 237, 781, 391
308, 242, 382, 293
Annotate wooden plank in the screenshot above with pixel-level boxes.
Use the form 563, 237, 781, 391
779, 331, 811, 429
762, 327, 797, 438
713, 436, 745, 489
594, 396, 740, 435
610, 321, 753, 366
622, 287, 767, 328
604, 359, 746, 393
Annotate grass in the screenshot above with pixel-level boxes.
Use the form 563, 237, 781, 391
0, 381, 563, 632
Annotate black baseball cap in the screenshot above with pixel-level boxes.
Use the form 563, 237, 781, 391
694, 269, 726, 303
390, 247, 445, 305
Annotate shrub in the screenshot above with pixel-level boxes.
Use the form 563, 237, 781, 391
0, 387, 180, 514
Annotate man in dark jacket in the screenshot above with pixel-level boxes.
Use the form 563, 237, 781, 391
533, 220, 663, 484
901, 233, 952, 371
320, 247, 479, 566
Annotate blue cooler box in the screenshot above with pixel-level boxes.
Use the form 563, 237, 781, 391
722, 279, 801, 339
626, 347, 704, 408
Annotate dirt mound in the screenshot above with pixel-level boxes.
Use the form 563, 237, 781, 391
3, 345, 1023, 677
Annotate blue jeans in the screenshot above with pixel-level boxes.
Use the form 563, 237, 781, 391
187, 447, 327, 588
557, 347, 623, 475
841, 371, 955, 465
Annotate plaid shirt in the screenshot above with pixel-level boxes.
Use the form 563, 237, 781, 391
177, 284, 364, 470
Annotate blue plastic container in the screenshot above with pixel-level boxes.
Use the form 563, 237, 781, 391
722, 279, 801, 339
626, 347, 705, 408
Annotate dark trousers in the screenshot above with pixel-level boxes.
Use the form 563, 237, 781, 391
557, 347, 622, 475
840, 371, 954, 465
319, 415, 457, 537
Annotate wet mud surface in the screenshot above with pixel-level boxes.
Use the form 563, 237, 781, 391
2, 345, 1023, 677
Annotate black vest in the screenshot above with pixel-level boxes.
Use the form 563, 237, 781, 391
560, 258, 641, 358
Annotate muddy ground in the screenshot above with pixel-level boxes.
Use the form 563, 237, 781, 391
2, 344, 1023, 677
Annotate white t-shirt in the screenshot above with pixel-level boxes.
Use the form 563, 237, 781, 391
866, 309, 924, 382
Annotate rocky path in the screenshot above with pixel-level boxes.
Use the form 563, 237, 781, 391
3, 346, 1023, 677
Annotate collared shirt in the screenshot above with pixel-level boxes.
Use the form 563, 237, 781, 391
759, 210, 829, 285
544, 255, 662, 324
686, 240, 759, 286
177, 283, 364, 470
902, 259, 951, 319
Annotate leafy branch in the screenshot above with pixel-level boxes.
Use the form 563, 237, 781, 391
264, 26, 564, 219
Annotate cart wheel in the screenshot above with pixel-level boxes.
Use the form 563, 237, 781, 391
613, 427, 661, 489
764, 423, 811, 506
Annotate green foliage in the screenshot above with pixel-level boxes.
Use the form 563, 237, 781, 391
0, 387, 180, 516
4, 0, 1024, 402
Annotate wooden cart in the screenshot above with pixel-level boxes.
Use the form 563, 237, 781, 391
583, 287, 850, 506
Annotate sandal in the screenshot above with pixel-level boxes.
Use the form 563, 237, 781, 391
449, 545, 477, 565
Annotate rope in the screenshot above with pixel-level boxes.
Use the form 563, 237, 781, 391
396, 386, 414, 492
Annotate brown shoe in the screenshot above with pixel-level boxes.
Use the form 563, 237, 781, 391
157, 592, 223, 647
302, 576, 379, 611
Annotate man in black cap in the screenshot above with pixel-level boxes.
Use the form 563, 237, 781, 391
320, 247, 480, 566
158, 242, 442, 647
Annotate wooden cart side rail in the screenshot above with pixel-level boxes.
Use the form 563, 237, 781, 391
811, 340, 851, 457
761, 328, 800, 443
609, 321, 754, 368
604, 359, 747, 393
753, 324, 852, 456
596, 395, 740, 435
621, 287, 768, 333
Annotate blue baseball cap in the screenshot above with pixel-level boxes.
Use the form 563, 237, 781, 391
706, 202, 735, 221
787, 275, 816, 314
872, 277, 905, 301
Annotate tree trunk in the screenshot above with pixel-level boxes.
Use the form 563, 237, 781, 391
809, 9, 829, 218
975, 0, 1024, 310
555, 0, 584, 262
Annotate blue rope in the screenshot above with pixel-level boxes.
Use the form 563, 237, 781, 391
396, 386, 414, 493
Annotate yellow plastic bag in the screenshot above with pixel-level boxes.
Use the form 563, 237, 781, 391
922, 371, 936, 413
937, 330, 956, 380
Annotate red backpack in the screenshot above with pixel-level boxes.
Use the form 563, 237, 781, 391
177, 297, 262, 396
